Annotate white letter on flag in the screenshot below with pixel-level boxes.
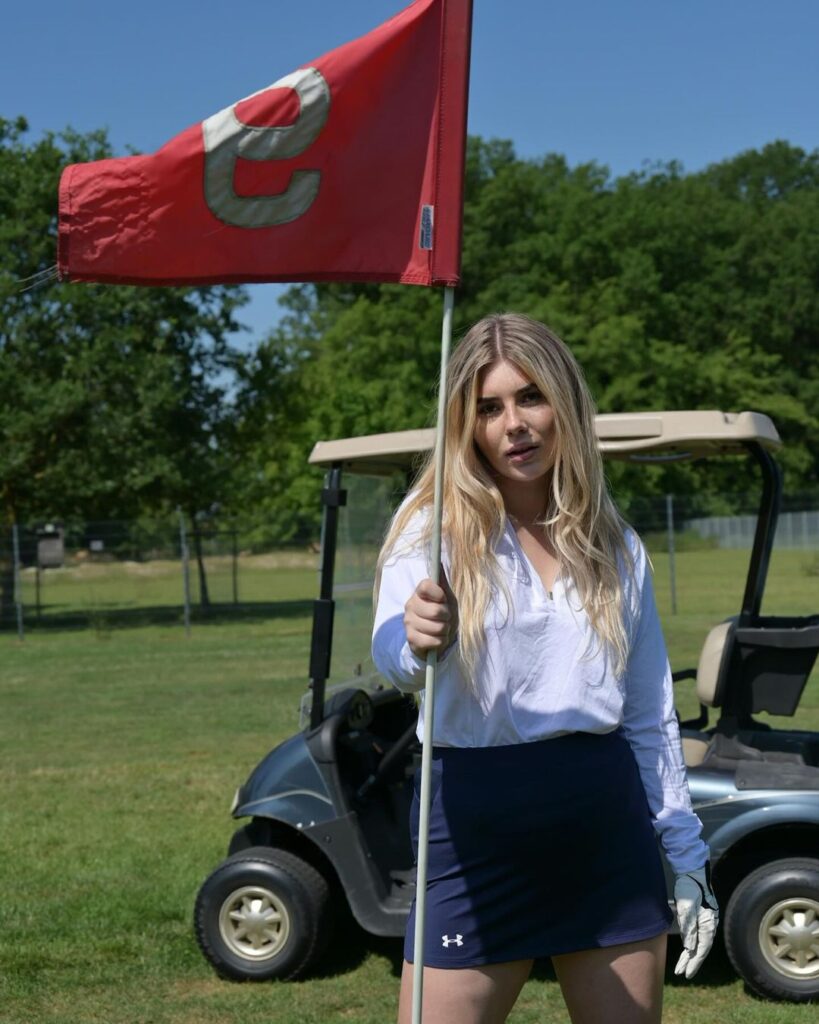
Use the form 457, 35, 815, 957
202, 67, 330, 228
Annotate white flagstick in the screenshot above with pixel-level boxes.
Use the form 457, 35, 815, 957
411, 284, 456, 1024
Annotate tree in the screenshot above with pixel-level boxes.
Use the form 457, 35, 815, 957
0, 117, 248, 615
232, 137, 818, 542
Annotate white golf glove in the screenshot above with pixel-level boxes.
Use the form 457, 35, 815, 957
673, 864, 719, 979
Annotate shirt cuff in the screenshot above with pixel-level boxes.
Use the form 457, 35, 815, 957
667, 841, 711, 876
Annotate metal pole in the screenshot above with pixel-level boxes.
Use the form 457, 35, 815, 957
178, 508, 191, 637
412, 285, 455, 1024
12, 523, 24, 641
666, 494, 677, 615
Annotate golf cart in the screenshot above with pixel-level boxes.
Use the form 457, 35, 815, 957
194, 410, 819, 1002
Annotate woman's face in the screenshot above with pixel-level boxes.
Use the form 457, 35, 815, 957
472, 359, 556, 490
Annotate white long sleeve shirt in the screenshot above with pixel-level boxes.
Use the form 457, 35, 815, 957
371, 509, 709, 875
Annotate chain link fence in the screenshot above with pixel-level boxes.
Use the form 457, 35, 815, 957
0, 491, 816, 638
621, 491, 819, 551
0, 515, 319, 636
618, 489, 819, 621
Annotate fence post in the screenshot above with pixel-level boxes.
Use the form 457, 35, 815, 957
666, 494, 677, 615
178, 508, 192, 637
231, 527, 238, 605
12, 523, 24, 641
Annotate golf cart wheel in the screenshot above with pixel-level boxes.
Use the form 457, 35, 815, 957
194, 846, 331, 981
724, 857, 819, 1002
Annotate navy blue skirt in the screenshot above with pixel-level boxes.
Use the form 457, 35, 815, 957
405, 730, 673, 968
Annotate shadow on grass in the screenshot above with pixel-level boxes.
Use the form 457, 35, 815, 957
308, 905, 404, 981
0, 599, 313, 634
664, 934, 738, 989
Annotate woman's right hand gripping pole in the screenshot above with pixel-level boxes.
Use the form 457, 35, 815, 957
404, 574, 459, 660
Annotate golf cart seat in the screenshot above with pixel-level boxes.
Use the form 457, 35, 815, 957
678, 620, 735, 766
677, 615, 819, 769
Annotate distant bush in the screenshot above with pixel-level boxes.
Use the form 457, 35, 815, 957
802, 554, 819, 578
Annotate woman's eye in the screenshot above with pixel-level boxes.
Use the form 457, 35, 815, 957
477, 402, 500, 417
520, 390, 544, 405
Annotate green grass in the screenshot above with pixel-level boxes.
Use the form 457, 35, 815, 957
0, 547, 817, 1023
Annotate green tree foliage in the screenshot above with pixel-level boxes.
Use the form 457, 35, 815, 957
0, 116, 247, 527
3, 119, 815, 552
233, 138, 819, 542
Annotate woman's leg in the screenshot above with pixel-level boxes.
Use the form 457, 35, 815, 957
552, 933, 667, 1024
397, 958, 533, 1024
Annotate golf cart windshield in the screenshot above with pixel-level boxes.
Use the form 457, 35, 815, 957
331, 470, 408, 686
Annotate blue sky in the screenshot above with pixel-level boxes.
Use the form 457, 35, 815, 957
4, 0, 818, 346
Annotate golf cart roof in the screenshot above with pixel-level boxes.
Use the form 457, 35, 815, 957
308, 410, 780, 475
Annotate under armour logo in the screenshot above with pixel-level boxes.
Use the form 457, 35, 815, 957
441, 934, 463, 948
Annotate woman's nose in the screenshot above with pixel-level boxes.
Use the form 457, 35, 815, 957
503, 404, 525, 433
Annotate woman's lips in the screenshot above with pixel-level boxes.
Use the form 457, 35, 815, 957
506, 444, 538, 463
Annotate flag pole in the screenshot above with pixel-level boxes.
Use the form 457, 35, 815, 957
411, 284, 455, 1024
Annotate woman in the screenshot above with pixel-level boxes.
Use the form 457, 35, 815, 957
372, 313, 718, 1024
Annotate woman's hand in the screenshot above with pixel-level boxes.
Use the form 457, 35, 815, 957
673, 864, 719, 979
404, 575, 459, 659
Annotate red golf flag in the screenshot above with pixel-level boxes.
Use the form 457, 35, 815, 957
58, 0, 472, 288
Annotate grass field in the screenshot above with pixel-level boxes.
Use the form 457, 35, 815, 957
16, 552, 320, 628
0, 547, 817, 1023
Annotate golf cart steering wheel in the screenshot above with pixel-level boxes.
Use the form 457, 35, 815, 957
355, 719, 419, 801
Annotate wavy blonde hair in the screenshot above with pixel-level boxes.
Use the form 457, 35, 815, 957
377, 312, 635, 680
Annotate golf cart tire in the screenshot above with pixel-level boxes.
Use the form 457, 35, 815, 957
194, 846, 332, 981
724, 857, 819, 1002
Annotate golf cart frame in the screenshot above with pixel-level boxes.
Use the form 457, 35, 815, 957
306, 411, 802, 736
195, 410, 819, 999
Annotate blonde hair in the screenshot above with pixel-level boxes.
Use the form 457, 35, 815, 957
377, 312, 635, 680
